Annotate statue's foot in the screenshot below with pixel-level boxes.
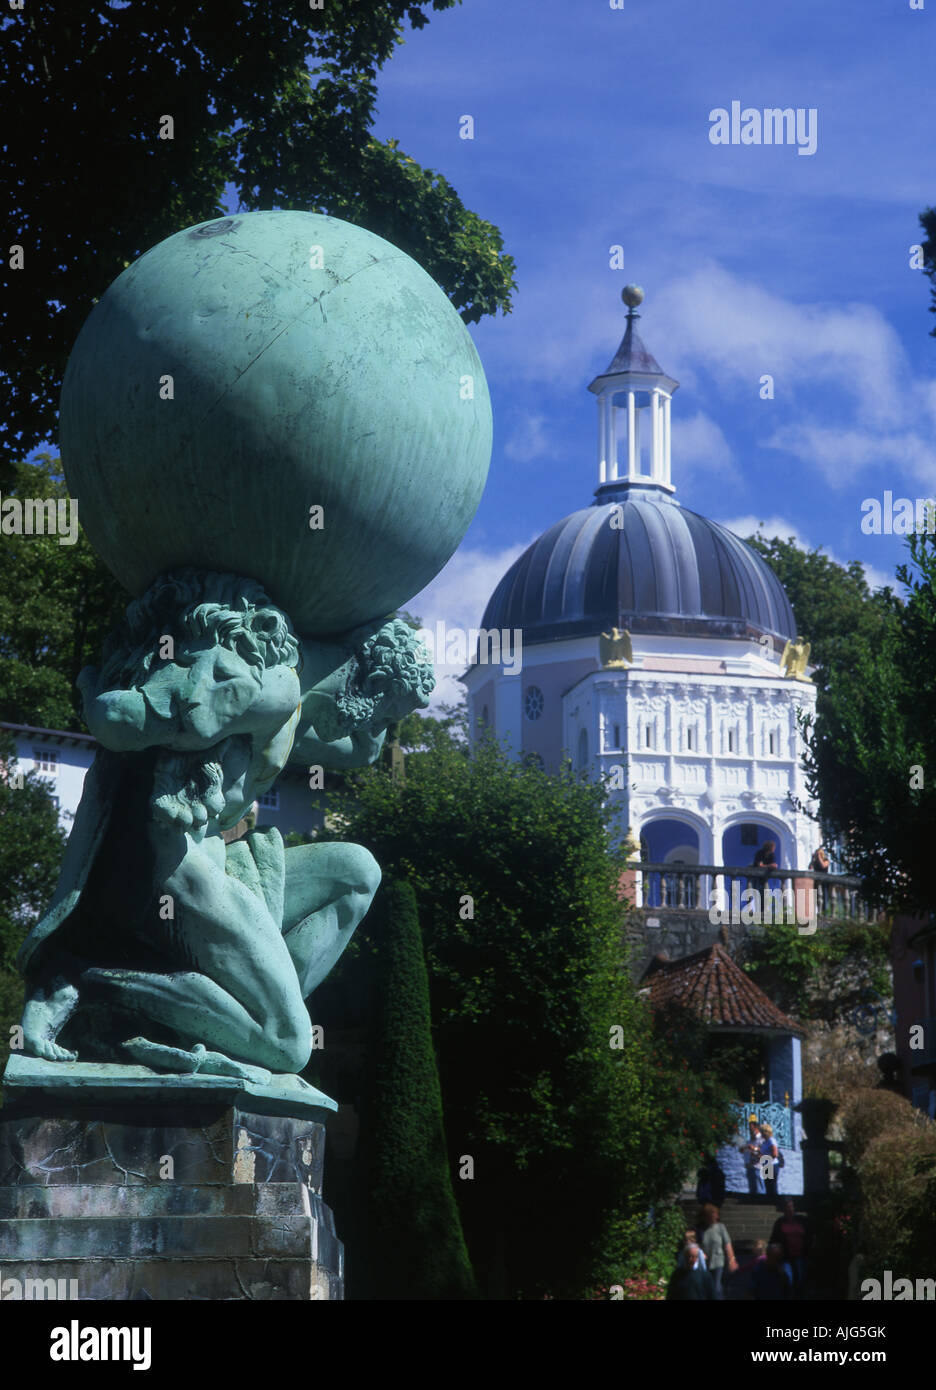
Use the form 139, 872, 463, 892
122, 1037, 272, 1086
21, 982, 79, 1062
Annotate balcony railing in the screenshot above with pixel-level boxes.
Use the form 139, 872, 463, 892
628, 862, 872, 921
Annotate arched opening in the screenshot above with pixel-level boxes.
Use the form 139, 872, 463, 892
641, 817, 701, 909
721, 820, 790, 902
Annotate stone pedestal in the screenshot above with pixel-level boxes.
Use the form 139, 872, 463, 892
0, 1103, 343, 1299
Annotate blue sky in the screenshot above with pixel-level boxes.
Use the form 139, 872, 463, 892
377, 0, 936, 700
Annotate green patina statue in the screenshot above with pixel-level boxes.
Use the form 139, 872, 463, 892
4, 209, 491, 1111
18, 569, 432, 1087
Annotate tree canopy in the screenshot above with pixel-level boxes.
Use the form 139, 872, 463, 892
1, 0, 516, 477
0, 456, 129, 731
318, 731, 736, 1297
0, 728, 66, 1060
748, 529, 935, 913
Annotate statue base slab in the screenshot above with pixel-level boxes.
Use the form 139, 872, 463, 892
0, 1101, 343, 1300
2, 1052, 336, 1117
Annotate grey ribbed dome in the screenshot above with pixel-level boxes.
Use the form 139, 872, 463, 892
481, 485, 796, 645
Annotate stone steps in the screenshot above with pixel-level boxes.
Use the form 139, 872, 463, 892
679, 1196, 787, 1246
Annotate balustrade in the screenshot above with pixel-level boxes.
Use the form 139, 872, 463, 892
629, 862, 872, 922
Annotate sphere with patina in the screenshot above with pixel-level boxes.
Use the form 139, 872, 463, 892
60, 211, 492, 635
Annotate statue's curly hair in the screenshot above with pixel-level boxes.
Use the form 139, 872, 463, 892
99, 568, 299, 689
334, 618, 435, 728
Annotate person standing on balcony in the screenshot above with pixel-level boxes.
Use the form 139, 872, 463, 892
752, 839, 780, 902
742, 1115, 765, 1195
753, 840, 779, 870
808, 845, 830, 873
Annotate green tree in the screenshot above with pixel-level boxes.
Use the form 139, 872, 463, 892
919, 206, 936, 335
0, 456, 128, 731
744, 530, 931, 909
357, 877, 477, 1299
326, 732, 736, 1298
1, 1, 516, 475
796, 532, 936, 912
0, 728, 67, 1065
744, 532, 901, 702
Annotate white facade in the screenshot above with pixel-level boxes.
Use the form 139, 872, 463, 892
2, 723, 97, 828
463, 295, 818, 874
463, 629, 818, 871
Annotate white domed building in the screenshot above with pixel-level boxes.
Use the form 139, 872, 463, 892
462, 289, 820, 1196
463, 292, 818, 884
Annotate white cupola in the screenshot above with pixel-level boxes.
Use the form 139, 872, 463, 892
588, 285, 679, 495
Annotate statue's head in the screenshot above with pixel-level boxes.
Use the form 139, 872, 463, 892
335, 618, 436, 732
107, 568, 300, 683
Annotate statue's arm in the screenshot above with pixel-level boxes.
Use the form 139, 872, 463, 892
79, 659, 300, 753
290, 723, 386, 772
78, 671, 171, 752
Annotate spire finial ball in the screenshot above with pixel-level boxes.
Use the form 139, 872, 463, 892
621, 284, 644, 309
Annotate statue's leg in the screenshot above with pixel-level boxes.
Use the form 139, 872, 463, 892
135, 836, 312, 1072
80, 966, 301, 1076
281, 842, 380, 998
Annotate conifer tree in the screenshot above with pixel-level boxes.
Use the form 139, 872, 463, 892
359, 877, 477, 1300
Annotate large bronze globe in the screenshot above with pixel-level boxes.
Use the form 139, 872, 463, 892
60, 211, 492, 635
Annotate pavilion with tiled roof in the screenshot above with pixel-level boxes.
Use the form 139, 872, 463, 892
642, 937, 805, 1195
644, 941, 802, 1036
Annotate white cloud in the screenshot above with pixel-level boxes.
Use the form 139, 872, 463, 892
407, 539, 533, 710
504, 412, 552, 462
763, 423, 936, 492
652, 265, 908, 429
674, 410, 739, 484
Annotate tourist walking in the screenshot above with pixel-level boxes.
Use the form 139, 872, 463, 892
697, 1202, 738, 1300
770, 1198, 809, 1295
751, 1243, 792, 1300
666, 1243, 716, 1301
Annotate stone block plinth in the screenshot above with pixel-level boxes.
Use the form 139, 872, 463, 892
0, 1103, 343, 1299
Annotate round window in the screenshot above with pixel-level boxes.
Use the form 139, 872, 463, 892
524, 686, 544, 721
